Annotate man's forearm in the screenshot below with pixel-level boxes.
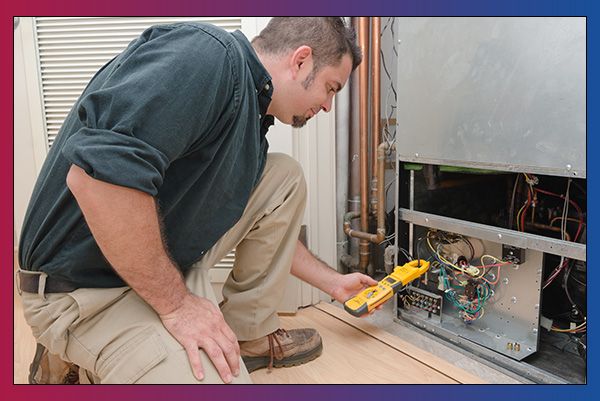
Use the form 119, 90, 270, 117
290, 240, 341, 297
66, 165, 189, 316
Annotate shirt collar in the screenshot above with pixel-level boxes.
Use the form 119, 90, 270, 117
232, 30, 273, 99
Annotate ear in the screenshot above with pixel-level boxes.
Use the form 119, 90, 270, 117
289, 45, 313, 79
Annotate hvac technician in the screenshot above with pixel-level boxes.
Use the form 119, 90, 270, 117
17, 17, 378, 384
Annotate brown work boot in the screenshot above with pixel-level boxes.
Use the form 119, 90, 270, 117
240, 328, 323, 373
28, 343, 79, 384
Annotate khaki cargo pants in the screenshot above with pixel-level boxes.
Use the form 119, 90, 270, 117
19, 153, 307, 384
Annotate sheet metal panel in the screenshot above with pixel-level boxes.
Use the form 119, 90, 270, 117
395, 17, 585, 178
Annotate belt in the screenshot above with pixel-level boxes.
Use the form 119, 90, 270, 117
17, 270, 80, 294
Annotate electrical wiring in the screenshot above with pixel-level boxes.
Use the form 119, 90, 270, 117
473, 255, 510, 285
562, 261, 584, 314
515, 175, 585, 247
550, 217, 586, 227
551, 320, 586, 333
424, 230, 505, 323
445, 281, 492, 323
519, 179, 534, 232
384, 177, 396, 203
508, 174, 521, 229
543, 258, 569, 289
380, 17, 397, 148
534, 186, 584, 241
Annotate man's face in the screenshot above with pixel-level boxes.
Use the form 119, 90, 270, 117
285, 53, 353, 128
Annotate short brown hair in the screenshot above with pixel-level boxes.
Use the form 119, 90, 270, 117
252, 17, 362, 73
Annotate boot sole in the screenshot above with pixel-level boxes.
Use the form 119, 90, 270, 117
242, 341, 323, 373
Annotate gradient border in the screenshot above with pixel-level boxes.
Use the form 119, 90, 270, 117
6, 1, 596, 400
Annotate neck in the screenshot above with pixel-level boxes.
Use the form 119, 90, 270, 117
253, 46, 281, 116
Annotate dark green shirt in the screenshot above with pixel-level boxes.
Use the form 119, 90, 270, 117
18, 23, 274, 288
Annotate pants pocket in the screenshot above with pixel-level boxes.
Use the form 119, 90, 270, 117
96, 326, 167, 384
67, 286, 130, 324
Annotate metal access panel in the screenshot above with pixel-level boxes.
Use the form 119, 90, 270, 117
395, 17, 586, 178
397, 238, 543, 361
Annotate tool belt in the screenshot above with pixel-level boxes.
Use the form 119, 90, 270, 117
17, 270, 80, 294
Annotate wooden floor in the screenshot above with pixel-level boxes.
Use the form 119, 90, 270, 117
14, 289, 484, 384
251, 303, 484, 384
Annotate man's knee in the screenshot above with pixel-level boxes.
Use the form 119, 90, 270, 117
265, 153, 307, 200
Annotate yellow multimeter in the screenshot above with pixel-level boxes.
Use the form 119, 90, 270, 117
344, 260, 430, 317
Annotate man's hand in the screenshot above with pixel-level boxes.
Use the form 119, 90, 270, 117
159, 293, 240, 383
330, 272, 378, 304
331, 273, 385, 317
291, 242, 384, 316
67, 165, 240, 383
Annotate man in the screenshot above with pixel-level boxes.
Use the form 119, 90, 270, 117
18, 17, 378, 384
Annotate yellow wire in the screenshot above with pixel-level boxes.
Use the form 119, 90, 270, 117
426, 233, 472, 274
516, 201, 527, 231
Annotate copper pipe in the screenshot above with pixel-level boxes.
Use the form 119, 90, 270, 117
525, 222, 572, 242
344, 142, 388, 244
370, 17, 381, 216
358, 17, 370, 271
348, 18, 361, 257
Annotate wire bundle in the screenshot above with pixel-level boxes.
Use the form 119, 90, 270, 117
424, 231, 510, 323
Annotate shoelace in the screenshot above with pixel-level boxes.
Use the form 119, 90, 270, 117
267, 328, 289, 371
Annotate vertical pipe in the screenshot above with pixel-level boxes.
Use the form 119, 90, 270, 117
335, 35, 351, 271
348, 18, 361, 260
358, 17, 370, 271
370, 17, 381, 216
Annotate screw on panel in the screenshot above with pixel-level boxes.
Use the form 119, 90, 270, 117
498, 234, 502, 239
533, 328, 538, 334
511, 297, 518, 304
566, 164, 572, 171
503, 278, 509, 285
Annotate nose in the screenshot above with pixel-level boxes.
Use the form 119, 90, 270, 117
321, 96, 333, 113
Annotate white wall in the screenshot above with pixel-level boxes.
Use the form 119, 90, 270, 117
13, 18, 42, 249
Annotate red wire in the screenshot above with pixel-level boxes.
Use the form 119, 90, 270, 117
543, 258, 569, 289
